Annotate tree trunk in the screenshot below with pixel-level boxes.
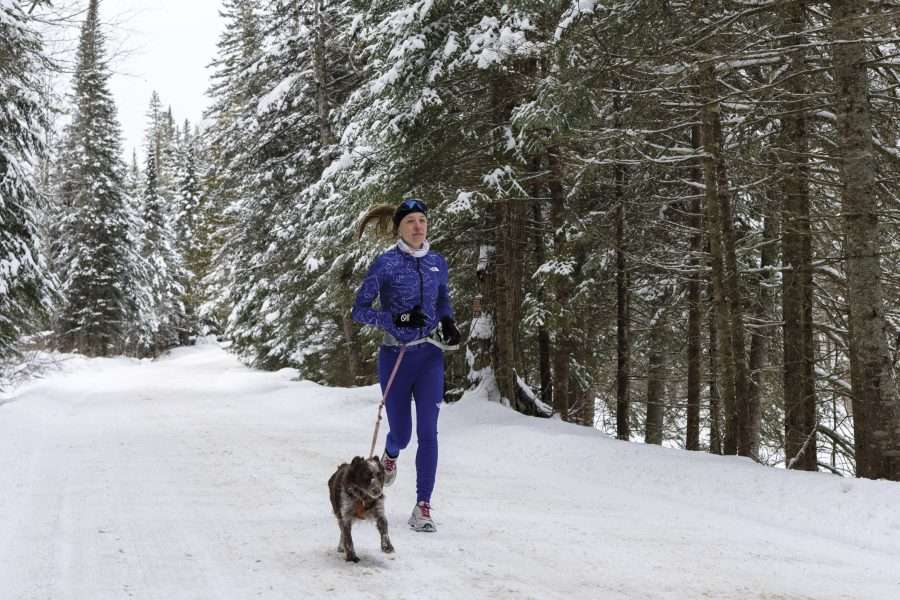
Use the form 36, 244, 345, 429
341, 312, 360, 386
471, 74, 530, 413
748, 197, 777, 461
686, 125, 703, 451
467, 244, 498, 400
577, 381, 595, 427
645, 303, 668, 445
699, 62, 738, 455
549, 146, 573, 420
537, 307, 553, 408
715, 118, 752, 458
833, 0, 900, 480
615, 163, 631, 440
708, 284, 722, 454
780, 0, 818, 471
493, 196, 527, 408
531, 169, 553, 409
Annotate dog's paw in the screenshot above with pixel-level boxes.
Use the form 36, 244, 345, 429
381, 539, 395, 554
345, 553, 360, 563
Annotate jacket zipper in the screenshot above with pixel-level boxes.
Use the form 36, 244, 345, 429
416, 257, 424, 337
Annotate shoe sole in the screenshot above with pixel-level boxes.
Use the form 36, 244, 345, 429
408, 520, 436, 533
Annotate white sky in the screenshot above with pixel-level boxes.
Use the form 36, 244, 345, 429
105, 0, 222, 161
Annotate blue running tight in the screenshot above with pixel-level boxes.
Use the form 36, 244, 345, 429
379, 343, 443, 503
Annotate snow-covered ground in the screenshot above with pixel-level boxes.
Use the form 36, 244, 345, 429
1, 342, 898, 600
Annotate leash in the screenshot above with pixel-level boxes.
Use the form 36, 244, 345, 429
424, 337, 459, 352
369, 345, 407, 458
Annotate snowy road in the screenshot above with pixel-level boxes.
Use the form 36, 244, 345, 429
1, 342, 899, 600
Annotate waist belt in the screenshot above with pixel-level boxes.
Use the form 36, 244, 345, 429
382, 328, 459, 351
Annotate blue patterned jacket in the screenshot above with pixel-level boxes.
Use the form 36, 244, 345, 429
352, 245, 454, 344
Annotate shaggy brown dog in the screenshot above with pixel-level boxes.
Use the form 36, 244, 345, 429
328, 456, 394, 562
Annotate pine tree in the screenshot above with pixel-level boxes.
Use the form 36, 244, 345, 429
205, 0, 365, 376
779, 0, 818, 471
134, 143, 185, 356
124, 149, 142, 201
334, 0, 562, 413
143, 92, 179, 205
0, 1, 56, 362
173, 119, 204, 339
199, 0, 265, 336
833, 0, 900, 481
191, 0, 900, 475
55, 0, 139, 357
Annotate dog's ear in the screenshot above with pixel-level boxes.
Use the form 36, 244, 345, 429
349, 456, 368, 478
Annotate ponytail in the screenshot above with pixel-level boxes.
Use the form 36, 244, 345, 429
356, 203, 397, 240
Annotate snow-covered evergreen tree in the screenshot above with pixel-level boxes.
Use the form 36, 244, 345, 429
199, 0, 265, 337
143, 92, 179, 205
124, 149, 142, 200
333, 0, 558, 409
172, 119, 204, 339
133, 142, 186, 356
203, 0, 364, 377
184, 125, 218, 335
0, 1, 56, 361
188, 0, 900, 474
173, 121, 201, 250
158, 106, 178, 205
55, 0, 140, 357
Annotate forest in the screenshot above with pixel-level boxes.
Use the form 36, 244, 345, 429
2, 0, 900, 481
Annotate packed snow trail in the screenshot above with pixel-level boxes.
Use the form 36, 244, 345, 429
1, 342, 899, 600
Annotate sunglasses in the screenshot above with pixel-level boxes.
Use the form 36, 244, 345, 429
400, 198, 428, 212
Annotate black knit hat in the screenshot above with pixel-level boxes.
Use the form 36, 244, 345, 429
393, 198, 428, 227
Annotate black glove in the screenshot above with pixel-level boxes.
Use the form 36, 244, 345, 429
394, 306, 427, 328
440, 317, 461, 346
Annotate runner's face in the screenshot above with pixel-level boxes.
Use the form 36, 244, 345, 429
398, 213, 427, 249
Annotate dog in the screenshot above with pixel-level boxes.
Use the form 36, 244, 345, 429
328, 455, 394, 563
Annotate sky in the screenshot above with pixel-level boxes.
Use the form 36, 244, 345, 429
104, 0, 222, 161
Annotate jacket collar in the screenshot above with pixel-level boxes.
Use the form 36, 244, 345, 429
397, 238, 430, 258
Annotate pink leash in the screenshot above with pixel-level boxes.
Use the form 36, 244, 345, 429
369, 346, 407, 458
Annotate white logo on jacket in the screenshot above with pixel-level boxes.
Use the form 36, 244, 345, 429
429, 266, 439, 272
